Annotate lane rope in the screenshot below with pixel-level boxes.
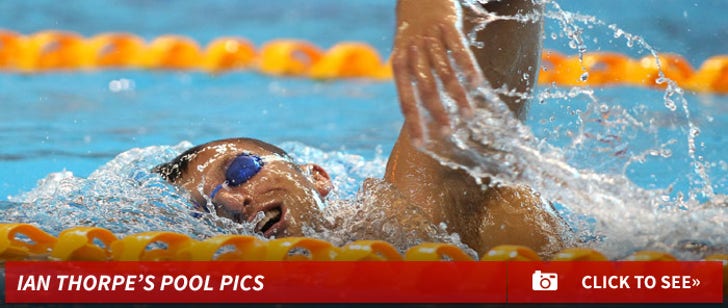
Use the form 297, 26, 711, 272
1, 223, 727, 265
1, 30, 727, 94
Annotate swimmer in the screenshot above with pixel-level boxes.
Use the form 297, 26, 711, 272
154, 0, 568, 256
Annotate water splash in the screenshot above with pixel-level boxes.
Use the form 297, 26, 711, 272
3, 141, 479, 254
421, 0, 727, 259
542, 0, 715, 199
4, 0, 726, 260
5, 142, 247, 237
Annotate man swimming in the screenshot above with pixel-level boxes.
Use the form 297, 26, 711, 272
154, 0, 568, 256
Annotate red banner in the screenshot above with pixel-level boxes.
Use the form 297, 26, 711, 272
4, 261, 506, 303
508, 261, 723, 303
3, 261, 723, 304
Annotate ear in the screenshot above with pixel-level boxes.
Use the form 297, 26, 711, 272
302, 164, 332, 198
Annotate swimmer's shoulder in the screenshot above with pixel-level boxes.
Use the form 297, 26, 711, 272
359, 178, 411, 209
353, 178, 443, 242
476, 184, 572, 256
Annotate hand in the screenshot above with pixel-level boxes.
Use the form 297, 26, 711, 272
392, 0, 486, 146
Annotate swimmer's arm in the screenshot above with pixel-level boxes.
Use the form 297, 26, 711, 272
392, 0, 543, 143
386, 0, 545, 206
355, 178, 444, 245
392, 0, 484, 145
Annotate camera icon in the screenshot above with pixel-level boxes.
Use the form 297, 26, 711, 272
532, 270, 558, 291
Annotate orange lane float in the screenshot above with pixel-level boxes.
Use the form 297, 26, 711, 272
21, 30, 91, 71
110, 231, 192, 261
0, 223, 57, 260
142, 35, 204, 70
309, 42, 392, 80
50, 226, 118, 261
480, 245, 541, 261
548, 52, 633, 87
0, 30, 24, 69
265, 237, 341, 261
203, 37, 257, 73
537, 50, 567, 85
1, 29, 728, 94
87, 33, 146, 68
404, 242, 475, 261
633, 54, 695, 88
538, 50, 725, 93
258, 39, 323, 76
686, 55, 728, 93
550, 247, 608, 261
1, 223, 727, 269
337, 240, 403, 261
180, 234, 267, 261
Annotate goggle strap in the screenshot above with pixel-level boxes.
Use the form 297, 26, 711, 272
209, 182, 225, 200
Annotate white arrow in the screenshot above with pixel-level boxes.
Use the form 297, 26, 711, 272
692, 279, 700, 287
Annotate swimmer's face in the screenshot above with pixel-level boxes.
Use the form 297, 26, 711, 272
161, 139, 332, 237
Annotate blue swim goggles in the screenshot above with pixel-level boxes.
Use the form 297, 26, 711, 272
209, 153, 265, 200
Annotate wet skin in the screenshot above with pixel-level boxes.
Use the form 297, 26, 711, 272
387, 0, 567, 255
159, 136, 566, 256
157, 0, 568, 256
164, 138, 333, 238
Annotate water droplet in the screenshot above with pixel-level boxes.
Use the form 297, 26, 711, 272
613, 29, 624, 38
664, 98, 677, 111
568, 40, 577, 49
689, 127, 700, 137
108, 78, 135, 92
599, 104, 609, 113
580, 72, 589, 82
551, 32, 558, 40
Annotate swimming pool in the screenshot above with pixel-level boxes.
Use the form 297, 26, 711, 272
1, 0, 727, 259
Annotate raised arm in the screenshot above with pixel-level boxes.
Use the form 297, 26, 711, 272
391, 0, 485, 145
384, 0, 564, 256
391, 0, 542, 146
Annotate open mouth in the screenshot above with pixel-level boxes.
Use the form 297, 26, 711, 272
254, 204, 285, 237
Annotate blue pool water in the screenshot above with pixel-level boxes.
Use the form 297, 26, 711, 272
1, 0, 727, 258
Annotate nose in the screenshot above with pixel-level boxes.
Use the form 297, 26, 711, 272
242, 196, 252, 207
212, 190, 257, 222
